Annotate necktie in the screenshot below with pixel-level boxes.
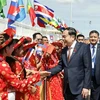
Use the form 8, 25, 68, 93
92, 45, 95, 56
67, 47, 72, 62
92, 46, 96, 64
92, 45, 96, 76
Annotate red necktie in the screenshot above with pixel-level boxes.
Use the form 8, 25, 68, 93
67, 47, 72, 62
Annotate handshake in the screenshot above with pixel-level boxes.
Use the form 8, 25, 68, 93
26, 70, 51, 94
26, 69, 51, 79
39, 71, 51, 79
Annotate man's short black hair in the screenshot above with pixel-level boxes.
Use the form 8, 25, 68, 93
77, 34, 85, 39
42, 36, 48, 39
89, 30, 99, 36
32, 32, 42, 40
64, 27, 77, 37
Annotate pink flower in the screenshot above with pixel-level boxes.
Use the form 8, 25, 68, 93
73, 48, 76, 53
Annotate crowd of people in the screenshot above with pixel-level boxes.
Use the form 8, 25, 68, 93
0, 27, 100, 100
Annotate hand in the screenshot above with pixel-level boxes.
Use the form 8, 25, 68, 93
31, 86, 37, 94
81, 88, 89, 98
39, 71, 51, 79
26, 69, 38, 76
26, 69, 33, 76
59, 72, 64, 78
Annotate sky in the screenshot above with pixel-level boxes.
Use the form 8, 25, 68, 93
4, 0, 100, 37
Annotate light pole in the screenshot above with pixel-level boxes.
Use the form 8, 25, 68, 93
70, 1, 73, 27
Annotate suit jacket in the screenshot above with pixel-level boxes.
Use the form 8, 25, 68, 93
92, 43, 100, 85
48, 42, 92, 95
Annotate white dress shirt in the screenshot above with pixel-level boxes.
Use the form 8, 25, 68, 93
90, 44, 97, 69
67, 40, 77, 58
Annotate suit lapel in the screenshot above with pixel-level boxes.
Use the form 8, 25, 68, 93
68, 42, 81, 63
62, 47, 68, 66
96, 43, 100, 62
94, 43, 100, 76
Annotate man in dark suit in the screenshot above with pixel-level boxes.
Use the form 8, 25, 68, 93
48, 27, 92, 100
89, 30, 100, 100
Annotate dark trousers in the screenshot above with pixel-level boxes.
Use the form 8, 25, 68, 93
91, 77, 100, 100
64, 84, 86, 100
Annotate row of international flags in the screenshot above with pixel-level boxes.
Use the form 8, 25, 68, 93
0, 0, 68, 33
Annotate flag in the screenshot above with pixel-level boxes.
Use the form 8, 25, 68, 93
0, 0, 6, 11
27, 0, 36, 26
49, 17, 60, 28
16, 0, 26, 22
58, 19, 68, 32
37, 17, 50, 27
7, 0, 20, 30
8, 19, 16, 30
60, 20, 68, 28
0, 0, 7, 18
39, 17, 60, 29
37, 17, 46, 27
34, 0, 54, 21
7, 0, 20, 21
22, 48, 34, 63
49, 17, 68, 32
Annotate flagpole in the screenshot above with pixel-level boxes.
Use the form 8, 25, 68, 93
70, 1, 72, 27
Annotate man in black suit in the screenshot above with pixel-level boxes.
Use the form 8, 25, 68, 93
89, 30, 100, 100
48, 27, 92, 100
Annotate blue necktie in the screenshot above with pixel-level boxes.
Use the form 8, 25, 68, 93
92, 46, 95, 56
92, 45, 96, 76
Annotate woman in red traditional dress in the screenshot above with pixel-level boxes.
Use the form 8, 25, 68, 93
41, 44, 64, 100
12, 38, 41, 100
0, 28, 51, 100
23, 42, 41, 100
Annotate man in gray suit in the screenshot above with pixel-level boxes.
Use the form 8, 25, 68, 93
48, 27, 92, 100
89, 30, 100, 100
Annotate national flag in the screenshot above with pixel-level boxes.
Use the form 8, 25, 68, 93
22, 48, 34, 63
39, 16, 67, 32
0, 0, 7, 18
49, 17, 68, 32
58, 19, 68, 32
60, 20, 68, 28
7, 19, 16, 36
37, 16, 50, 27
0, 0, 6, 11
39, 17, 60, 29
8, 19, 16, 30
39, 17, 49, 24
7, 0, 20, 21
16, 0, 26, 22
7, 0, 20, 30
27, 0, 36, 26
49, 17, 60, 28
37, 17, 46, 27
34, 0, 54, 20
